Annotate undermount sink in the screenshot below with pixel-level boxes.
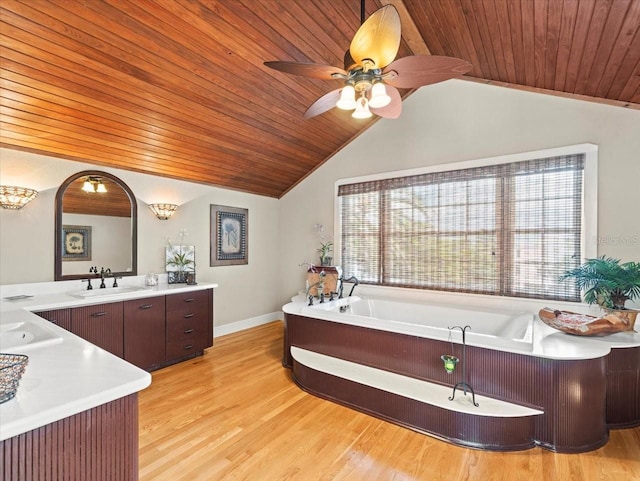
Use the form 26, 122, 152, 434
67, 285, 147, 298
0, 320, 63, 351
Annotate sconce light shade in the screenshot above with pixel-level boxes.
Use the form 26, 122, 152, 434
149, 203, 178, 220
0, 186, 39, 210
82, 180, 93, 192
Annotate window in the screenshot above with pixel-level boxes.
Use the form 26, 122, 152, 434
338, 151, 590, 302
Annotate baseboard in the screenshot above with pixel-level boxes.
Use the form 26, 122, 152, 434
214, 311, 283, 337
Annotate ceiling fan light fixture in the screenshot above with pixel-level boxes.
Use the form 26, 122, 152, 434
352, 95, 372, 119
336, 85, 357, 110
368, 81, 391, 108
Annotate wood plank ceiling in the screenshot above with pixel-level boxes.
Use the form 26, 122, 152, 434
1, 0, 639, 198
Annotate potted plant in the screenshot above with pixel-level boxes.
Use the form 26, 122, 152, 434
166, 230, 196, 284
317, 241, 333, 266
560, 256, 640, 329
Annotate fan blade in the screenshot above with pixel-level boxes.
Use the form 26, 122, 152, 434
304, 89, 342, 119
264, 61, 347, 80
383, 55, 472, 89
350, 5, 401, 70
370, 85, 402, 119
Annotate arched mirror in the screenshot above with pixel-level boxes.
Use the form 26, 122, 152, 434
55, 170, 137, 280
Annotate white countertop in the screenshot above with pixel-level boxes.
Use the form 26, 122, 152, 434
283, 293, 640, 361
0, 277, 217, 441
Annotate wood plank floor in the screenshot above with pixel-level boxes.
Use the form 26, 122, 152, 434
138, 321, 640, 481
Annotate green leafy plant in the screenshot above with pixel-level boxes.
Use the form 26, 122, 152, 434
166, 250, 195, 272
560, 256, 640, 310
317, 241, 333, 263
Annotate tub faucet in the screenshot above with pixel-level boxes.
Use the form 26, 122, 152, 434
338, 276, 359, 298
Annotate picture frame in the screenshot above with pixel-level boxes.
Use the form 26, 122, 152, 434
210, 205, 248, 266
62, 225, 92, 261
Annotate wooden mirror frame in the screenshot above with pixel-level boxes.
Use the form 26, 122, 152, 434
55, 170, 137, 281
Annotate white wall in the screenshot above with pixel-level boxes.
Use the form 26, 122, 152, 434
0, 150, 280, 327
278, 80, 640, 305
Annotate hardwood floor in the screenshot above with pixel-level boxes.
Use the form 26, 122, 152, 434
138, 321, 640, 481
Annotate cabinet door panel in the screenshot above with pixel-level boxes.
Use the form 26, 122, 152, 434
36, 308, 72, 331
71, 302, 124, 357
123, 296, 166, 370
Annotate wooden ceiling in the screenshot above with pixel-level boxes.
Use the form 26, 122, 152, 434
1, 0, 639, 198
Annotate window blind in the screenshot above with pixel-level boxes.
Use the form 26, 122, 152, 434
338, 154, 584, 302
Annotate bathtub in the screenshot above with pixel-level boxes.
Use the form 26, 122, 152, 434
301, 296, 535, 352
283, 293, 640, 452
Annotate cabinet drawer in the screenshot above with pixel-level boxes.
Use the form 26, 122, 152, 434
166, 337, 207, 361
166, 290, 209, 320
166, 315, 207, 341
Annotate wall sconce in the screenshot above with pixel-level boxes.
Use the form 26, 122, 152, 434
0, 186, 39, 210
81, 176, 107, 193
148, 203, 178, 220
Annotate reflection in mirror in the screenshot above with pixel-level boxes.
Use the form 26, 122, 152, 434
55, 170, 137, 281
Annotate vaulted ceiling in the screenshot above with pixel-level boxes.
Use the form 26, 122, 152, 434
1, 0, 639, 198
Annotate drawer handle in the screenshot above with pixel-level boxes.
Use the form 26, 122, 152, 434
183, 298, 195, 303
139, 304, 153, 310
90, 311, 107, 317
184, 328, 194, 334
183, 313, 194, 319
184, 344, 193, 350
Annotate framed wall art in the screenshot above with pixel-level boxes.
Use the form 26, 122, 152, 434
62, 225, 92, 261
210, 205, 248, 266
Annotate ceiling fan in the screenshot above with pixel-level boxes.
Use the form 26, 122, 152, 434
264, 1, 472, 120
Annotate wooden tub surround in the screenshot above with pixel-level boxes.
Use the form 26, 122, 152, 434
283, 300, 640, 453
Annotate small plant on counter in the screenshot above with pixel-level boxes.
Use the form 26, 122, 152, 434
317, 241, 333, 266
166, 229, 196, 284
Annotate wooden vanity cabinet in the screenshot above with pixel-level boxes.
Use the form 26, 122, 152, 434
36, 288, 213, 370
165, 289, 213, 363
70, 302, 124, 357
35, 308, 72, 331
123, 296, 166, 371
